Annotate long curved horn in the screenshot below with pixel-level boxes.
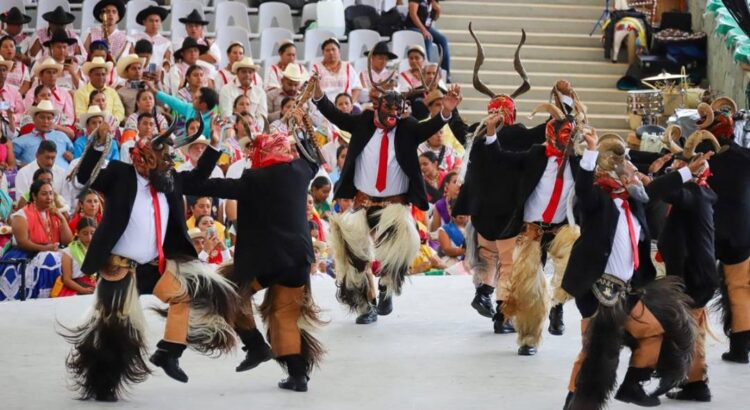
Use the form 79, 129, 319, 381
683, 130, 721, 159
696, 103, 714, 130
367, 47, 396, 95
711, 96, 738, 117
469, 22, 496, 99
426, 48, 443, 92
530, 102, 564, 121
510, 29, 530, 99
151, 118, 178, 150
662, 124, 683, 154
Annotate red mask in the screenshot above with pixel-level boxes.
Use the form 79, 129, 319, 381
250, 132, 296, 169
707, 113, 734, 142
487, 96, 516, 126
545, 119, 574, 157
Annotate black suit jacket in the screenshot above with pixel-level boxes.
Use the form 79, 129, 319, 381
453, 123, 545, 240
191, 158, 318, 280
658, 183, 718, 307
562, 166, 684, 298
76, 147, 221, 275
313, 94, 448, 210
706, 142, 750, 254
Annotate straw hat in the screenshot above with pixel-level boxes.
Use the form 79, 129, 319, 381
184, 135, 210, 150
32, 57, 63, 78
29, 100, 59, 117
281, 63, 304, 82
188, 227, 205, 240
424, 89, 444, 107
78, 105, 110, 129
82, 56, 113, 77
407, 45, 426, 57
231, 57, 259, 74
116, 54, 146, 78
238, 136, 253, 150
0, 56, 13, 70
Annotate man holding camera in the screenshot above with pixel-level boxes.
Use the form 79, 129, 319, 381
115, 54, 146, 119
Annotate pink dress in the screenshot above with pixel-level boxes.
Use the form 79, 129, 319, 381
86, 27, 130, 60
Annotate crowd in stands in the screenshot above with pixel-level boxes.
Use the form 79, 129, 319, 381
0, 0, 460, 301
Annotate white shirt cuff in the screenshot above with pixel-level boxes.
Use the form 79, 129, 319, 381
440, 111, 452, 122
312, 94, 324, 103
678, 166, 692, 183
580, 149, 599, 172
198, 250, 209, 263
484, 135, 497, 145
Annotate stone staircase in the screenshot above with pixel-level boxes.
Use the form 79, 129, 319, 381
439, 0, 631, 135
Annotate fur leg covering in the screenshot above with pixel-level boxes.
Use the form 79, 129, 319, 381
372, 204, 420, 297
259, 283, 326, 375
329, 209, 374, 314
503, 232, 550, 347
570, 301, 628, 410
640, 276, 697, 397
152, 260, 240, 356
60, 272, 150, 400
464, 221, 480, 278
548, 224, 579, 306
713, 262, 734, 336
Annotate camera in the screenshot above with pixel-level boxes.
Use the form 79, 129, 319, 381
0, 101, 10, 111
130, 81, 145, 90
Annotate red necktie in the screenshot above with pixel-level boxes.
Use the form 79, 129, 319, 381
620, 199, 640, 270
375, 128, 389, 192
541, 157, 564, 223
36, 131, 46, 141
149, 185, 166, 274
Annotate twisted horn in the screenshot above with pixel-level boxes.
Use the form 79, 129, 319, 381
662, 124, 683, 154
425, 48, 443, 92
367, 47, 397, 95
683, 130, 721, 160
711, 96, 738, 117
151, 118, 178, 150
510, 29, 530, 99
696, 103, 714, 130
530, 103, 565, 121
469, 22, 496, 99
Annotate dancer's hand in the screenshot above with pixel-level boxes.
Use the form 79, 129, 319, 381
485, 111, 504, 137
648, 153, 673, 174
688, 151, 714, 174
441, 84, 462, 117
582, 127, 598, 150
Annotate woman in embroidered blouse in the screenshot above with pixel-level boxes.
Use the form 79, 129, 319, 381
0, 179, 73, 300
214, 42, 263, 91
122, 89, 169, 137
264, 41, 308, 91
419, 151, 447, 204
67, 190, 103, 233
53, 216, 97, 296
0, 36, 30, 94
312, 38, 361, 102
398, 45, 426, 92
177, 64, 205, 104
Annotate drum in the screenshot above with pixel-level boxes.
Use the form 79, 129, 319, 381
627, 90, 664, 116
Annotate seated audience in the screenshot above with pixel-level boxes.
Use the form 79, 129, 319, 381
310, 176, 332, 221
178, 64, 206, 104
219, 57, 267, 121
429, 172, 460, 232
130, 5, 172, 68
122, 89, 169, 140
0, 54, 24, 117
267, 64, 303, 122
17, 166, 70, 215
264, 41, 308, 91
186, 196, 226, 243
51, 216, 97, 297
73, 105, 120, 161
419, 151, 446, 204
83, 0, 129, 61
418, 127, 460, 172
215, 42, 263, 91
0, 8, 31, 52
15, 141, 66, 197
120, 112, 157, 164
115, 54, 146, 118
178, 9, 220, 66
25, 58, 75, 130
195, 214, 230, 264
406, 0, 451, 77
329, 145, 347, 187
399, 45, 426, 91
0, 35, 30, 94
27, 7, 81, 65
311, 38, 361, 102
437, 210, 468, 272
74, 56, 124, 123
167, 37, 214, 95
67, 189, 102, 232
13, 101, 74, 169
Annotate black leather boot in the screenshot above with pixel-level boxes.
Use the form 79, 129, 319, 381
150, 340, 189, 383
493, 301, 515, 334
376, 285, 393, 316
614, 367, 660, 407
236, 328, 273, 372
548, 304, 565, 336
278, 355, 308, 392
355, 301, 378, 324
517, 345, 537, 356
563, 391, 574, 410
471, 284, 495, 318
666, 380, 711, 402
722, 330, 750, 364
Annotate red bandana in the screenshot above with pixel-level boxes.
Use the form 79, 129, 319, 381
251, 132, 296, 169
487, 96, 516, 126
706, 114, 734, 142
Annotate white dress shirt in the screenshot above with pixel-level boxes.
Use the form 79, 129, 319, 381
354, 126, 409, 197
15, 161, 67, 196
226, 158, 251, 179
111, 169, 169, 264
176, 160, 225, 179
524, 155, 575, 223
218, 79, 268, 120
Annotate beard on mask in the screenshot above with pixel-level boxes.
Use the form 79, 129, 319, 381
149, 167, 175, 194
626, 182, 650, 203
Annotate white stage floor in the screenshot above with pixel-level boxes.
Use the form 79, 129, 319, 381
1, 276, 748, 409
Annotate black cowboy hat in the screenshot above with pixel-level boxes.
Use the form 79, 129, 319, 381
136, 5, 170, 26
0, 7, 32, 25
42, 6, 75, 25
94, 0, 126, 23
178, 9, 209, 26
174, 37, 209, 61
42, 30, 78, 48
364, 41, 397, 60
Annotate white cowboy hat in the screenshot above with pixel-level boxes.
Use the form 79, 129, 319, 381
407, 44, 426, 57
183, 135, 210, 150
238, 136, 253, 149
231, 57, 258, 74
188, 227, 205, 240
0, 56, 13, 70
115, 54, 146, 78
28, 99, 59, 117
31, 57, 63, 78
82, 56, 114, 77
78, 105, 110, 129
281, 63, 304, 82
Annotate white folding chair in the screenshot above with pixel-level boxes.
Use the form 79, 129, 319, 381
358, 0, 382, 13
300, 3, 317, 25
259, 27, 294, 62
215, 25, 253, 67
169, 1, 204, 48
79, 0, 101, 35
258, 2, 295, 33
391, 30, 424, 59
346, 29, 380, 61
302, 28, 336, 62
352, 56, 366, 73
215, 1, 252, 33
316, 0, 346, 38
0, 0, 25, 14
125, 0, 158, 36
381, 0, 397, 12
36, 0, 70, 28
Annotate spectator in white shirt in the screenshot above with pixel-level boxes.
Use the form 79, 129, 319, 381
264, 41, 308, 91
311, 37, 361, 102
219, 57, 267, 121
